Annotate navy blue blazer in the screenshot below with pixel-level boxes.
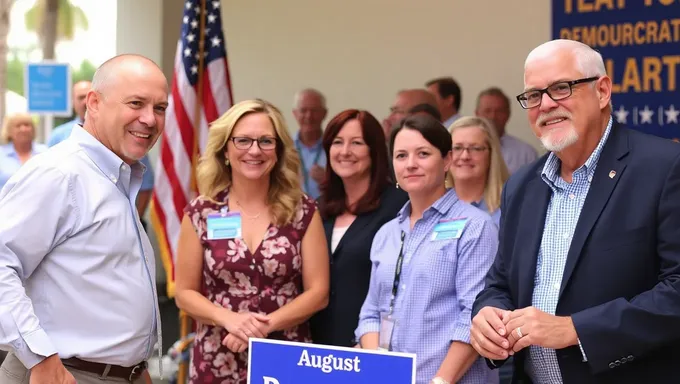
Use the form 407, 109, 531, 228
310, 185, 408, 347
472, 123, 680, 384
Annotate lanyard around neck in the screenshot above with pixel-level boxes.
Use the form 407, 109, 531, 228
388, 231, 406, 315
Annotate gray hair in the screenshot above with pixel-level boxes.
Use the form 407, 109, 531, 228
525, 39, 606, 82
293, 88, 326, 109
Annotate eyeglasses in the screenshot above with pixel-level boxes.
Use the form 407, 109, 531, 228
452, 145, 488, 155
516, 76, 599, 109
230, 136, 277, 151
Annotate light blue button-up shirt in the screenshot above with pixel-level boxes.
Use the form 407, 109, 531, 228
526, 117, 613, 383
471, 198, 501, 228
294, 133, 326, 200
500, 134, 538, 174
0, 125, 161, 369
356, 189, 499, 384
47, 117, 81, 147
47, 120, 155, 191
0, 142, 48, 189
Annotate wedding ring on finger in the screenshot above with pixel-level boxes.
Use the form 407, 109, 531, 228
516, 327, 523, 338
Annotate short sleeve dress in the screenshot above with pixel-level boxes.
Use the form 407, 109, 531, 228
184, 188, 317, 383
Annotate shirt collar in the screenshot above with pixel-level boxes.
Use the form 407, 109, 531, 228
397, 188, 460, 223
541, 115, 613, 189
69, 125, 146, 181
294, 131, 323, 150
443, 113, 460, 129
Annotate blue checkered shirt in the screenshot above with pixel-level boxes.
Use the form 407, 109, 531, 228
356, 189, 499, 384
526, 117, 613, 383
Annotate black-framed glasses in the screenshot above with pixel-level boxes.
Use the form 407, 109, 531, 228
452, 145, 488, 155
516, 76, 599, 109
230, 136, 277, 151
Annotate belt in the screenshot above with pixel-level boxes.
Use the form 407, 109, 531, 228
61, 357, 147, 382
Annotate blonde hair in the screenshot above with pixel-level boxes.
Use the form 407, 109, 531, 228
446, 116, 509, 213
196, 99, 303, 226
1, 113, 36, 144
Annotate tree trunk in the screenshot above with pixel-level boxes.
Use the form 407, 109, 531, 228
41, 0, 58, 60
0, 0, 14, 125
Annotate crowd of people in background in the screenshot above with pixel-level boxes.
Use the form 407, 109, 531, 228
2, 38, 680, 384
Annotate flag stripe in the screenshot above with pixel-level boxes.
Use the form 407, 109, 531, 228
151, 0, 232, 298
209, 58, 232, 114
202, 69, 219, 126
172, 71, 197, 166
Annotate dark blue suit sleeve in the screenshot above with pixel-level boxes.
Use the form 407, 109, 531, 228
473, 182, 516, 316
472, 182, 517, 369
571, 152, 680, 374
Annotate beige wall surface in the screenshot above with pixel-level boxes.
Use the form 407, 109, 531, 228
117, 0, 555, 283
218, 0, 551, 150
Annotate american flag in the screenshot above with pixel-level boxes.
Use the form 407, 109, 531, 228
150, 0, 233, 298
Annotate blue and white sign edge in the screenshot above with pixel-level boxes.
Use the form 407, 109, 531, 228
23, 61, 73, 116
247, 338, 417, 384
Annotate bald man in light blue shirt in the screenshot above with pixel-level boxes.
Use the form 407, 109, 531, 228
0, 54, 167, 384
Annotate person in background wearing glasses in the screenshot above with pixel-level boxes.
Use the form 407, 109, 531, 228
471, 39, 680, 384
446, 116, 509, 228
356, 114, 499, 384
174, 99, 329, 383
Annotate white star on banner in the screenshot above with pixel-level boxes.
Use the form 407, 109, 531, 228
190, 19, 198, 29
185, 1, 192, 9
183, 15, 189, 24
212, 1, 220, 9
186, 33, 195, 43
665, 105, 679, 124
614, 105, 628, 124
208, 13, 217, 23
639, 105, 654, 124
211, 36, 222, 47
183, 47, 191, 57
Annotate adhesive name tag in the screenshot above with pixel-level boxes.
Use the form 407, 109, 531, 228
431, 217, 467, 241
206, 212, 242, 240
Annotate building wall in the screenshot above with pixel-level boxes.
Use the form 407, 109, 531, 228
116, 0, 554, 284
218, 0, 550, 149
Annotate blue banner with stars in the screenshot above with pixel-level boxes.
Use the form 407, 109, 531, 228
552, 0, 680, 142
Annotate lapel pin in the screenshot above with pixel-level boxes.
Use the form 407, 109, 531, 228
609, 170, 616, 179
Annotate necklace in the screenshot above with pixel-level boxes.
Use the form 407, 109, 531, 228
235, 199, 261, 220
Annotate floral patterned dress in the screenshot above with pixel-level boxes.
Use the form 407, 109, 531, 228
185, 189, 316, 383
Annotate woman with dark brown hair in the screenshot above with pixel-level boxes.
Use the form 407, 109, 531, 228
310, 109, 407, 347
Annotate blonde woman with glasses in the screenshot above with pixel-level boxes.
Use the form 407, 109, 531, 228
175, 99, 330, 383
446, 116, 509, 227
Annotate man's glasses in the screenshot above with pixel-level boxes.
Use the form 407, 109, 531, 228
230, 136, 277, 151
516, 76, 599, 109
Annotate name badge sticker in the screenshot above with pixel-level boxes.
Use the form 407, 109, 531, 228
431, 217, 467, 241
207, 211, 242, 240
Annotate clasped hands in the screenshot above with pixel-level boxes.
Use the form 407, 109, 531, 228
219, 311, 271, 354
470, 306, 579, 361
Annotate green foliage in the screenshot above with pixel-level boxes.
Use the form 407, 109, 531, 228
6, 56, 24, 96
24, 0, 89, 41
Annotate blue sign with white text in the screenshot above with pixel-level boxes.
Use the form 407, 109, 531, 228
25, 62, 72, 115
553, 0, 680, 142
247, 339, 416, 384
